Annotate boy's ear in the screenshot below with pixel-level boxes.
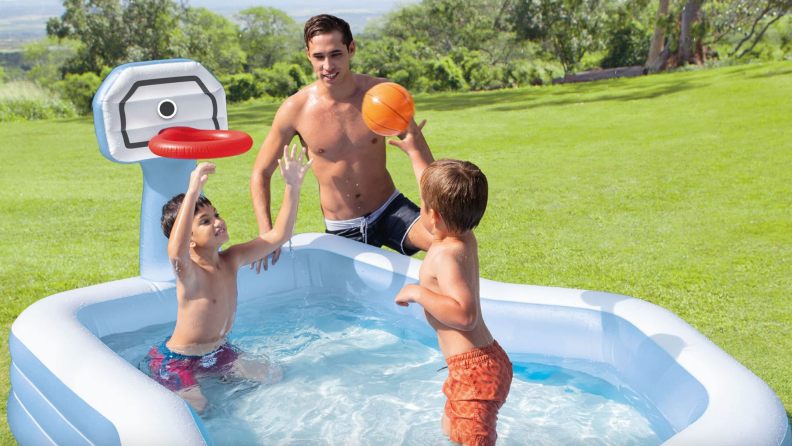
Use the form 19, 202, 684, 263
429, 208, 441, 226
189, 240, 196, 249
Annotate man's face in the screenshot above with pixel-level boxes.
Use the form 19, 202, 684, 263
306, 31, 355, 86
190, 205, 229, 249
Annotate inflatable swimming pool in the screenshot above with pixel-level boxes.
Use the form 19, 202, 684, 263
7, 59, 792, 445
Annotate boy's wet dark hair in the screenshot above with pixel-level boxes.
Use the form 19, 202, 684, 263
420, 159, 488, 235
161, 194, 213, 239
304, 14, 353, 50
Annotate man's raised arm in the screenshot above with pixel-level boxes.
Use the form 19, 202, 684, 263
250, 98, 299, 272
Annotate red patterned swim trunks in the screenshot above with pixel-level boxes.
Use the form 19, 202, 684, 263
442, 340, 513, 446
147, 341, 239, 392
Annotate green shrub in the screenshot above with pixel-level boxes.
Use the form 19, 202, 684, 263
220, 73, 261, 103
508, 59, 564, 86
254, 63, 310, 98
600, 19, 651, 68
431, 57, 469, 92
0, 81, 77, 122
53, 72, 102, 115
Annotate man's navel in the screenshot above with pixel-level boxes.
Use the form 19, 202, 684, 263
318, 148, 325, 154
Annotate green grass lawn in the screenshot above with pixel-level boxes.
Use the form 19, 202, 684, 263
1, 62, 791, 443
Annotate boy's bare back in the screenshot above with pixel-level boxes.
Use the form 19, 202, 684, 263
417, 232, 494, 358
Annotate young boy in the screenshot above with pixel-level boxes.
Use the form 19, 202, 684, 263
148, 144, 313, 413
390, 124, 512, 446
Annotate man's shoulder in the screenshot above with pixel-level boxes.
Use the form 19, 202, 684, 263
278, 86, 312, 115
354, 73, 389, 90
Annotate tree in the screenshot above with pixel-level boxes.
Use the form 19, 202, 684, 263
46, 0, 129, 73
508, 0, 608, 73
353, 36, 435, 92
23, 37, 82, 86
678, 0, 704, 63
647, 0, 790, 70
174, 7, 245, 75
708, 0, 792, 58
46, 0, 183, 73
236, 7, 301, 69
122, 0, 179, 61
601, 4, 653, 68
646, 0, 672, 67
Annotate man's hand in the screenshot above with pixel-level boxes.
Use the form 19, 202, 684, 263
387, 118, 427, 156
188, 162, 216, 192
251, 247, 280, 273
395, 284, 423, 307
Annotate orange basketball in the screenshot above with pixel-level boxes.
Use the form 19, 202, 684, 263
362, 82, 415, 136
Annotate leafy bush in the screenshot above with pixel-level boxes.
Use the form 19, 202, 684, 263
254, 63, 310, 98
220, 73, 261, 103
600, 18, 652, 68
508, 59, 564, 86
430, 57, 469, 92
53, 72, 102, 115
0, 81, 77, 122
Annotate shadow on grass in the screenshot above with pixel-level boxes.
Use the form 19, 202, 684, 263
416, 75, 707, 113
744, 66, 792, 80
52, 116, 92, 125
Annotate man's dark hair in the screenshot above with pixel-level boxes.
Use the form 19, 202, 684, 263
161, 194, 213, 239
420, 159, 488, 235
304, 14, 353, 50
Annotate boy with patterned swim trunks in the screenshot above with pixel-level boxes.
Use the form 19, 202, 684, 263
148, 145, 313, 413
392, 126, 512, 446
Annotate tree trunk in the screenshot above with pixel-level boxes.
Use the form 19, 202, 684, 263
679, 0, 702, 65
646, 0, 671, 70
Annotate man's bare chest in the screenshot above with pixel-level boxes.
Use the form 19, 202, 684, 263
296, 104, 382, 159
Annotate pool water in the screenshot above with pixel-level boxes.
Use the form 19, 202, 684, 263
103, 287, 672, 445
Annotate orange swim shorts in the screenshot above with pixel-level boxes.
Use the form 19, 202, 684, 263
442, 340, 513, 446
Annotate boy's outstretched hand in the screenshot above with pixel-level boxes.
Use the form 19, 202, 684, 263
189, 162, 216, 192
395, 284, 422, 307
278, 144, 314, 187
387, 118, 428, 157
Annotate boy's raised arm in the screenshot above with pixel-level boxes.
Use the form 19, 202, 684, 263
394, 250, 478, 331
229, 145, 313, 269
250, 99, 299, 272
168, 162, 216, 279
387, 118, 434, 186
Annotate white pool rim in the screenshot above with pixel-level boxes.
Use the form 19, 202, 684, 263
7, 233, 791, 445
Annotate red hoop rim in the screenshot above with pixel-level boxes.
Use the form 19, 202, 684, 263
148, 127, 253, 159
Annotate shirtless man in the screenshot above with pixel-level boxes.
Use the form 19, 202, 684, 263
250, 14, 434, 271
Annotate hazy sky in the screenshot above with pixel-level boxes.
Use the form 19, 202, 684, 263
0, 0, 417, 18
0, 0, 418, 40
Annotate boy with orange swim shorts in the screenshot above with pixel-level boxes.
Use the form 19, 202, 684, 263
148, 145, 313, 413
391, 121, 512, 446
